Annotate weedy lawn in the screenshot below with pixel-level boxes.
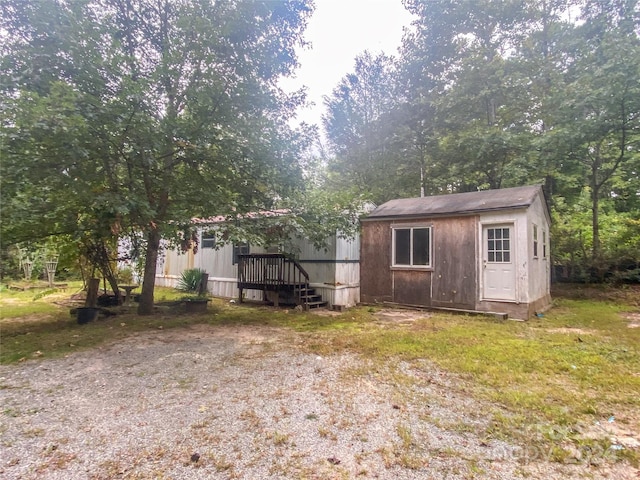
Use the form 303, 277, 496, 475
1, 282, 638, 467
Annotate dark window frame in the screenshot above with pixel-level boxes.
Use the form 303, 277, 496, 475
233, 242, 250, 265
201, 231, 216, 249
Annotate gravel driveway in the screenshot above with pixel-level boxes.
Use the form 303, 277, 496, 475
1, 323, 637, 479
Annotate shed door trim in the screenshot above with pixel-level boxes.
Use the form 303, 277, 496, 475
480, 221, 518, 302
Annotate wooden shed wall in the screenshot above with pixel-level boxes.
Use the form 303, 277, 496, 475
360, 216, 478, 308
360, 222, 393, 303
393, 270, 432, 306
430, 216, 476, 309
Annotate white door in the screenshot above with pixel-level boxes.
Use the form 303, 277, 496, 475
482, 224, 516, 301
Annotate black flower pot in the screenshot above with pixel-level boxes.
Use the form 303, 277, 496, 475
77, 307, 100, 324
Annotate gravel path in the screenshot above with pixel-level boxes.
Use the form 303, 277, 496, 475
0, 323, 637, 479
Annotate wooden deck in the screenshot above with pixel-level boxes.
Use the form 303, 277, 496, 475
237, 254, 326, 309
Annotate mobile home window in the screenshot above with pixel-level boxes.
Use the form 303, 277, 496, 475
393, 227, 431, 267
233, 242, 250, 264
202, 232, 216, 249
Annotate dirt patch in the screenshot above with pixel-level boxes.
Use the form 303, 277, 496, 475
545, 327, 598, 335
622, 312, 640, 328
373, 309, 431, 324
0, 313, 56, 325
0, 297, 23, 304
312, 308, 431, 324
582, 417, 640, 449
307, 308, 343, 317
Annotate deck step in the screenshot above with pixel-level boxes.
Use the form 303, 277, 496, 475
295, 287, 326, 308
306, 301, 328, 309
300, 293, 322, 300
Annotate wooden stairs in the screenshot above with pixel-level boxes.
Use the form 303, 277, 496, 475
296, 285, 326, 309
237, 254, 327, 310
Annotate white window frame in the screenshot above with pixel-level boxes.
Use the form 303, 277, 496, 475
391, 225, 433, 269
486, 225, 513, 264
533, 223, 539, 259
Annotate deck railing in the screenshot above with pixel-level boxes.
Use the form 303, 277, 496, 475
237, 253, 310, 308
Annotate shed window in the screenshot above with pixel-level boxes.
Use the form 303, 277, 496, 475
393, 227, 431, 267
202, 232, 216, 249
543, 230, 547, 258
487, 227, 511, 263
533, 224, 539, 258
233, 242, 250, 264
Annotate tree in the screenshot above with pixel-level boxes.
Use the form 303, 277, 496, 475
322, 51, 402, 202
552, 27, 640, 266
0, 0, 314, 313
318, 0, 640, 281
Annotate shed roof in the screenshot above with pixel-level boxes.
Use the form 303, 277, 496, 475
364, 185, 547, 220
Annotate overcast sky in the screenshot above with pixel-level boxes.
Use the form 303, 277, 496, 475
280, 0, 415, 129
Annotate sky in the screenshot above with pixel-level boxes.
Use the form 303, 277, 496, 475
279, 0, 415, 130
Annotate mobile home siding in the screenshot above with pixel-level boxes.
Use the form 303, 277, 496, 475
154, 229, 362, 307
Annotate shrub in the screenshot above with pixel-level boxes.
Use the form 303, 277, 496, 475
177, 268, 206, 293
117, 267, 134, 285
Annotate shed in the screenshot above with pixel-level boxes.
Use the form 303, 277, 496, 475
360, 185, 551, 319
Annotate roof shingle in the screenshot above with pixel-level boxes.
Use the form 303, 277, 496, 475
364, 185, 544, 220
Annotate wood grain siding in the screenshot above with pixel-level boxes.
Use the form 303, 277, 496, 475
431, 216, 477, 309
393, 270, 432, 306
360, 221, 393, 303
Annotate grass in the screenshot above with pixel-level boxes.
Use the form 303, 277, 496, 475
0, 284, 200, 363
1, 282, 638, 466
0, 282, 77, 319
344, 298, 639, 463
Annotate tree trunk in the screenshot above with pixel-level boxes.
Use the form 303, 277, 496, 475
591, 193, 600, 260
103, 272, 122, 305
85, 278, 100, 307
198, 273, 209, 295
138, 227, 162, 315
591, 180, 603, 282
591, 177, 601, 262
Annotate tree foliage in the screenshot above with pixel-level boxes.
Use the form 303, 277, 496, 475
1, 0, 314, 309
321, 0, 640, 281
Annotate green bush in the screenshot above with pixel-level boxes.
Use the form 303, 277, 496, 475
117, 267, 134, 285
177, 268, 206, 293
